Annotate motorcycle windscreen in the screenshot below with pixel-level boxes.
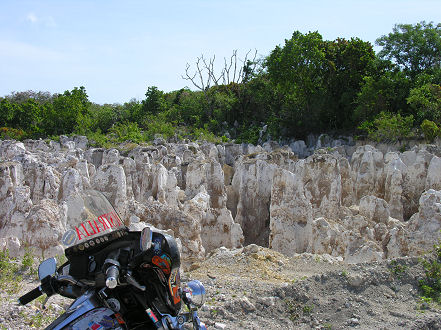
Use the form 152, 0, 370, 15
61, 190, 127, 251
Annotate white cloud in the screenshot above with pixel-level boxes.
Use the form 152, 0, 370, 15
25, 12, 56, 27
26, 12, 38, 23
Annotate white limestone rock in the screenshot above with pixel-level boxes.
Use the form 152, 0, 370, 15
384, 154, 406, 220
129, 200, 205, 266
358, 196, 390, 224
0, 236, 22, 257
59, 168, 83, 201
103, 148, 120, 165
301, 153, 343, 220
91, 164, 128, 218
351, 145, 385, 202
23, 199, 64, 258
182, 188, 243, 253
233, 157, 276, 246
289, 140, 309, 158
269, 168, 313, 255
185, 160, 227, 209
407, 189, 441, 251
400, 148, 434, 219
425, 155, 441, 191
2, 141, 26, 160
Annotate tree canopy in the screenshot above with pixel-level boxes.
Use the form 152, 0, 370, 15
1, 21, 441, 145
376, 21, 441, 78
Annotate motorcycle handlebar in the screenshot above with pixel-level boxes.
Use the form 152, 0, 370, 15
18, 286, 42, 305
106, 265, 119, 289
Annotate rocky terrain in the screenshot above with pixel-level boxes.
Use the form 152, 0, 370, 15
2, 247, 441, 329
1, 135, 441, 328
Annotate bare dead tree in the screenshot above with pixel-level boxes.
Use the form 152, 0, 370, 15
182, 49, 258, 93
222, 49, 258, 85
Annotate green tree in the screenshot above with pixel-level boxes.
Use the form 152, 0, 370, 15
0, 98, 42, 137
0, 98, 15, 127
87, 104, 119, 133
420, 119, 440, 142
407, 82, 441, 124
358, 112, 414, 142
376, 21, 441, 78
354, 60, 411, 123
265, 31, 326, 135
178, 91, 207, 127
17, 99, 42, 135
322, 37, 376, 129
241, 74, 280, 127
142, 86, 166, 115
42, 86, 90, 135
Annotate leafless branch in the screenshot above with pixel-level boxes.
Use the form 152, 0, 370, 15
182, 49, 259, 92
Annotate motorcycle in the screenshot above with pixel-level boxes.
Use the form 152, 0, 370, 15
18, 190, 207, 329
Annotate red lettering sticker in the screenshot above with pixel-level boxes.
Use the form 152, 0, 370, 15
98, 216, 110, 230
106, 213, 115, 228
69, 212, 124, 243
93, 220, 102, 233
87, 221, 97, 235
76, 226, 88, 240
81, 223, 91, 237
112, 211, 123, 227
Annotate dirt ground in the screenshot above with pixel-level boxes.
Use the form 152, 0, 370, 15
2, 245, 441, 329
186, 245, 441, 329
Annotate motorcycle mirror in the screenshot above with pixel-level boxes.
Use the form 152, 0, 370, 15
184, 280, 206, 308
38, 257, 57, 280
140, 226, 152, 251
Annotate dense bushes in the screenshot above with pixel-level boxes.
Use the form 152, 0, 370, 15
358, 112, 414, 142
1, 22, 441, 144
419, 239, 441, 304
420, 120, 440, 142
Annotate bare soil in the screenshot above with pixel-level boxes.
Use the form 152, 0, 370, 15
2, 245, 441, 329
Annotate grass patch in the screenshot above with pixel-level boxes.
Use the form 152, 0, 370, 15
388, 259, 407, 279
419, 240, 441, 304
0, 249, 22, 294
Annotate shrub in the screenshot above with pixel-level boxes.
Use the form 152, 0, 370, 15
144, 113, 176, 141
0, 127, 26, 140
191, 125, 223, 143
419, 240, 441, 303
86, 130, 113, 148
235, 125, 260, 144
0, 249, 22, 294
358, 112, 414, 142
109, 122, 144, 144
407, 83, 441, 124
420, 119, 439, 143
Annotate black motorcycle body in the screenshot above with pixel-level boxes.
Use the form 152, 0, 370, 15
18, 190, 207, 330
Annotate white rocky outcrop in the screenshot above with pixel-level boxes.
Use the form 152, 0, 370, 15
269, 168, 313, 254
232, 155, 276, 246
1, 137, 441, 265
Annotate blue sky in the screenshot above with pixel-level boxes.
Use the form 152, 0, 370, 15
1, 0, 441, 104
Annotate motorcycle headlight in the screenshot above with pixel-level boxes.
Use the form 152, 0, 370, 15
184, 280, 206, 308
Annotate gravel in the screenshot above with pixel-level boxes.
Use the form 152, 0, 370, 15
2, 245, 441, 329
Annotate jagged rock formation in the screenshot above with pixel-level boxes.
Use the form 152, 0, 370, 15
1, 136, 441, 266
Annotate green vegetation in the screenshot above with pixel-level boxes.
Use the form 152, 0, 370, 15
1, 21, 441, 144
358, 112, 414, 142
420, 119, 440, 142
388, 259, 407, 278
302, 304, 313, 315
0, 250, 62, 328
0, 249, 22, 294
285, 299, 315, 321
419, 240, 441, 304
